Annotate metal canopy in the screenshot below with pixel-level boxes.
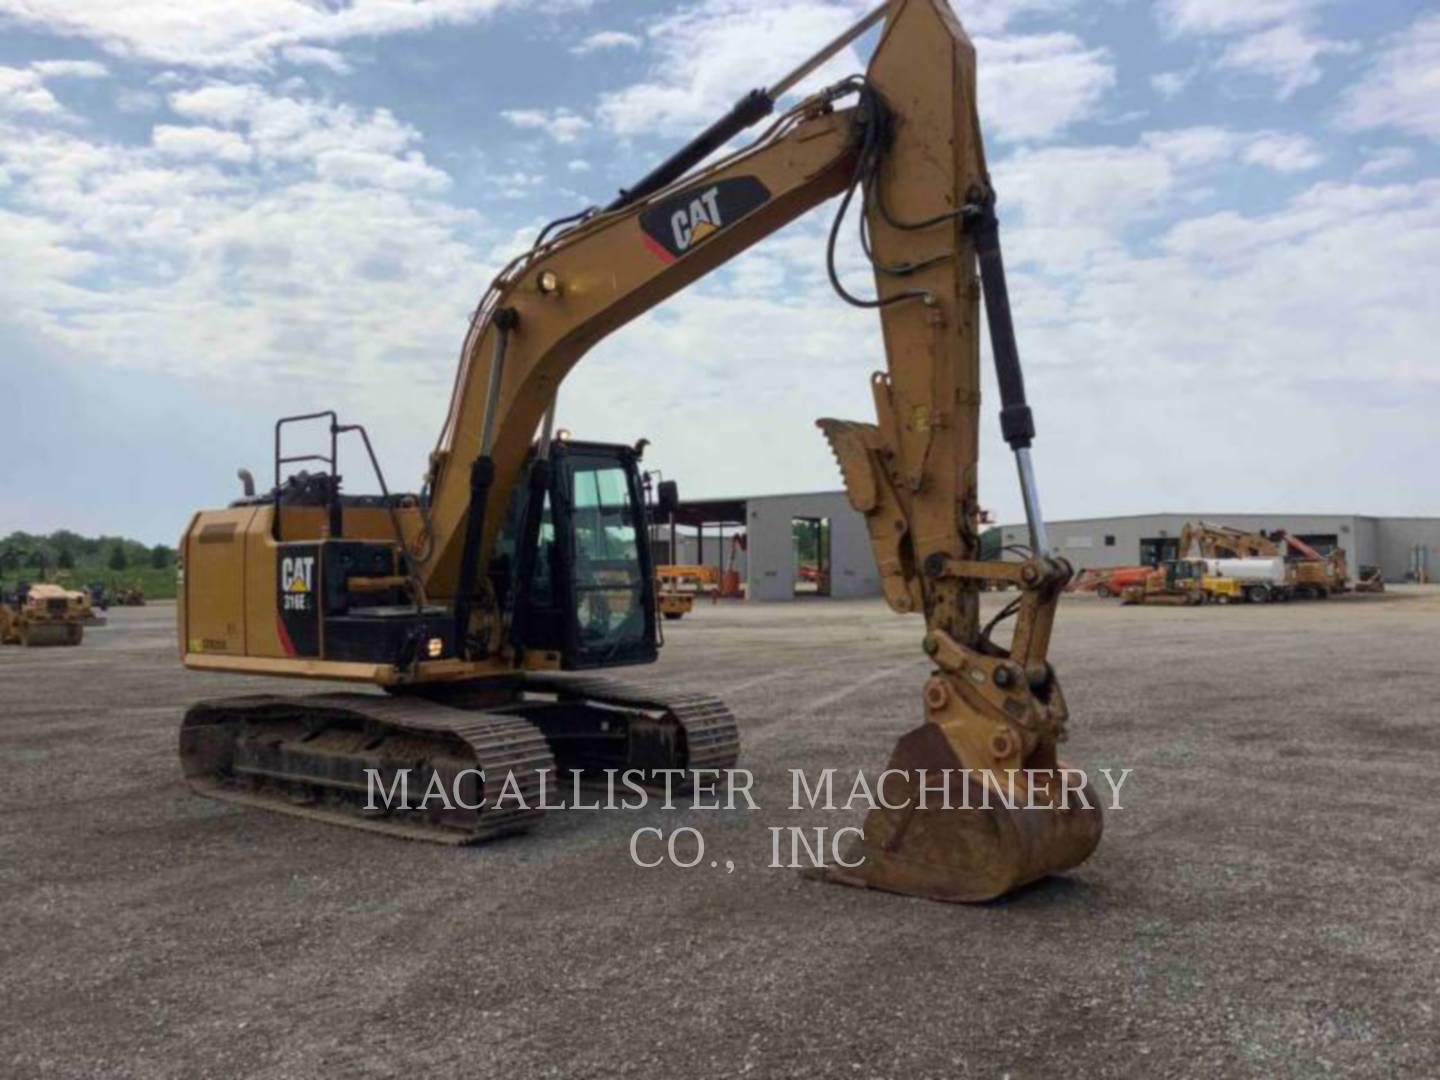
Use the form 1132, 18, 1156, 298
669, 497, 748, 530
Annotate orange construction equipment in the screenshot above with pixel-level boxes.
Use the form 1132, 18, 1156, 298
1067, 566, 1152, 599
721, 534, 746, 598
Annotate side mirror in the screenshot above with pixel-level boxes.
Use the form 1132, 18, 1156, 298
657, 480, 679, 517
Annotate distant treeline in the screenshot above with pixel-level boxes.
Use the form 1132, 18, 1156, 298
1, 531, 178, 599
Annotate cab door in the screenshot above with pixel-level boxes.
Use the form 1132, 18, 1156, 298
556, 446, 658, 668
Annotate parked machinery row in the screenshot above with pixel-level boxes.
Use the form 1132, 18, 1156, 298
1066, 521, 1383, 608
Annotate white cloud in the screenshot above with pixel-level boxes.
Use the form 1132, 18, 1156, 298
0, 59, 107, 117
169, 83, 265, 126
1141, 126, 1238, 167
996, 144, 1182, 273
570, 30, 642, 55
316, 148, 449, 192
991, 171, 1440, 517
1156, 0, 1318, 36
1241, 132, 1323, 172
166, 82, 449, 189
567, 158, 591, 172
0, 0, 516, 70
596, 1, 1109, 143
0, 67, 64, 116
996, 127, 1333, 272
0, 206, 101, 314
1357, 146, 1417, 178
1157, 0, 1353, 102
976, 33, 1114, 141
501, 107, 591, 144
0, 79, 481, 419
1338, 14, 1440, 142
29, 60, 108, 79
115, 87, 162, 113
1217, 23, 1356, 99
597, 1, 871, 138
1150, 70, 1191, 99
151, 123, 254, 164
476, 168, 545, 199
281, 45, 353, 75
950, 0, 1077, 36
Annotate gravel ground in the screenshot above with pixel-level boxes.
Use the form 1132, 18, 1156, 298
2, 590, 1438, 1079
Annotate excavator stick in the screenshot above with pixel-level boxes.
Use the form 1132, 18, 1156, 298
815, 0, 1102, 901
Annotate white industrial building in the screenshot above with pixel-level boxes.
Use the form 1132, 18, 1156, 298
657, 498, 1440, 600
998, 512, 1440, 583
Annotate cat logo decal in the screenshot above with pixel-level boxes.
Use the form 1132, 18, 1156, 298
639, 176, 771, 263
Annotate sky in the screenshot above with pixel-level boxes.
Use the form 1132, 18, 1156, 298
0, 0, 1436, 544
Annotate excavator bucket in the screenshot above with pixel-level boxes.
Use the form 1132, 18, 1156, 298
822, 708, 1103, 902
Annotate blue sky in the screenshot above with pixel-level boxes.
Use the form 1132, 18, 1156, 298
1, 0, 1436, 544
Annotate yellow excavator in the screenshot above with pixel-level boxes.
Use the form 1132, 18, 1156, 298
1178, 520, 1345, 598
176, 0, 1102, 903
1, 582, 94, 647
1177, 522, 1276, 561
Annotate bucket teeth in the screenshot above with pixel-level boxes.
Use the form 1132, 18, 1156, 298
820, 717, 1103, 903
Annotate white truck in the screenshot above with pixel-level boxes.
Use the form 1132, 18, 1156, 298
1202, 557, 1291, 603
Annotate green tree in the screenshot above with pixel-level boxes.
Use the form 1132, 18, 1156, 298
792, 521, 816, 563
58, 548, 75, 570
150, 544, 173, 570
108, 545, 129, 571
50, 530, 84, 553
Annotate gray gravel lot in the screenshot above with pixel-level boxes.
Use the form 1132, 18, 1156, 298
2, 591, 1438, 1078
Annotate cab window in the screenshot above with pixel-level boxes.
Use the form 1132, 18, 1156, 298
566, 455, 646, 656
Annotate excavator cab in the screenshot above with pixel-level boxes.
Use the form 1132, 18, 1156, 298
1167, 559, 1204, 589
495, 439, 661, 670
